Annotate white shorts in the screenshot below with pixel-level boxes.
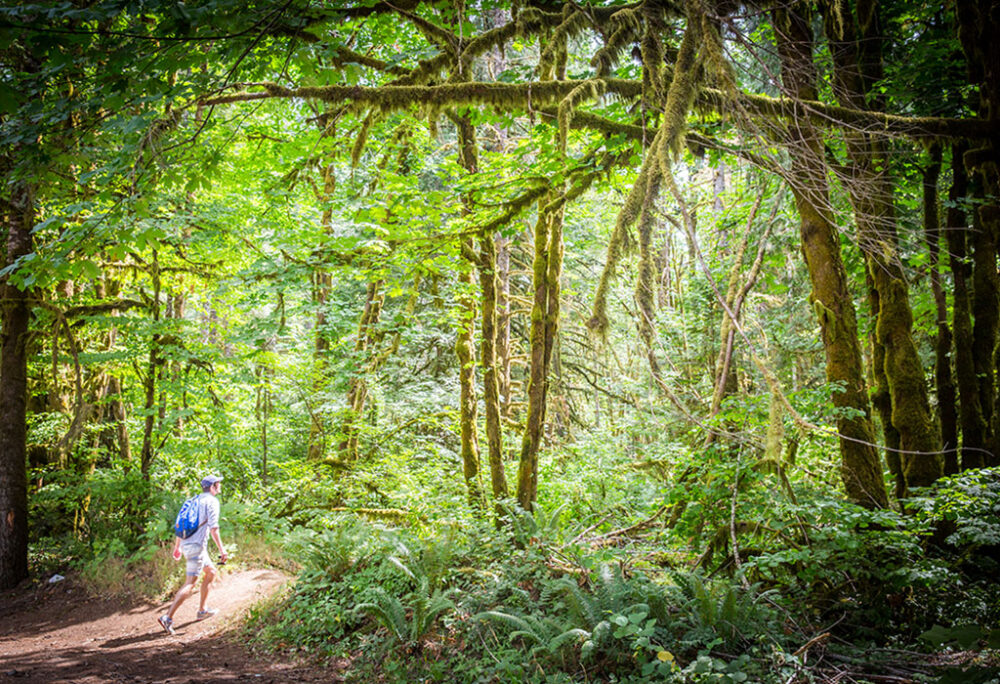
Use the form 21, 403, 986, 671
182, 543, 214, 577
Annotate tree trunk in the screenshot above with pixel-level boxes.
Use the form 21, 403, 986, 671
455, 112, 484, 507
0, 179, 34, 590
496, 235, 512, 419
339, 280, 384, 460
516, 192, 564, 511
308, 160, 337, 461
139, 249, 162, 478
775, 3, 888, 508
955, 0, 1000, 469
970, 178, 998, 458
923, 146, 958, 475
946, 145, 986, 471
823, 0, 940, 490
479, 230, 508, 500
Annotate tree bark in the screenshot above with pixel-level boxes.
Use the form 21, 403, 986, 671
774, 3, 888, 508
0, 179, 34, 589
970, 178, 999, 459
946, 145, 986, 471
923, 146, 958, 475
516, 192, 564, 511
308, 159, 337, 461
823, 0, 941, 490
955, 0, 1000, 468
479, 229, 508, 500
139, 250, 162, 478
455, 112, 484, 507
339, 280, 384, 460
496, 235, 512, 419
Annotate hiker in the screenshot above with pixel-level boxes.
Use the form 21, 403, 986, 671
158, 475, 229, 635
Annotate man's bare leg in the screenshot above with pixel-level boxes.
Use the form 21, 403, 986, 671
166, 575, 199, 620
198, 565, 216, 613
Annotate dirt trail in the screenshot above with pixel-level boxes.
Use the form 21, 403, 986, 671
0, 569, 331, 683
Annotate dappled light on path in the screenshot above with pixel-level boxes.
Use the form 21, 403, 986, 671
0, 569, 330, 683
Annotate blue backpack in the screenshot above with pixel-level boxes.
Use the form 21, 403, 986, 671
173, 495, 204, 539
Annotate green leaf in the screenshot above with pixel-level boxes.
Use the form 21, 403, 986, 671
0, 81, 22, 114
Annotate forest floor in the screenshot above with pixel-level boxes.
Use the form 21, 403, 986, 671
0, 569, 336, 684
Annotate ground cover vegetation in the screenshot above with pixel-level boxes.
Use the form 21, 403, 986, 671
2, 0, 1000, 681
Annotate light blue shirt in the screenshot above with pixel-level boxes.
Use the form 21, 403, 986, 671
181, 492, 220, 550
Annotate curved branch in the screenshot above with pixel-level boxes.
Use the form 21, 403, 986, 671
203, 79, 995, 142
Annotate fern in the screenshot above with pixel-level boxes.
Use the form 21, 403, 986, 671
356, 588, 408, 642
296, 520, 373, 580
355, 570, 457, 646
499, 501, 569, 547
666, 570, 778, 648
407, 576, 457, 641
476, 610, 583, 661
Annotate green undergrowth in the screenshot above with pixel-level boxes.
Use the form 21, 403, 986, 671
240, 466, 1000, 683
23, 445, 1000, 682
26, 469, 295, 601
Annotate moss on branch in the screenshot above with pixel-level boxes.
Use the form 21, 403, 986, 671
204, 78, 643, 113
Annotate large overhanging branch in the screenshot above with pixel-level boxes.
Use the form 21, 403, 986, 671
202, 79, 996, 142
698, 88, 998, 142
202, 78, 644, 110
554, 108, 790, 178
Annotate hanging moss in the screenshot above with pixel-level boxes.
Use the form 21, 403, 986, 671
639, 9, 667, 104
590, 1, 704, 340
350, 110, 378, 168
538, 7, 588, 74
557, 80, 606, 151
700, 13, 736, 96
633, 186, 660, 352
655, 6, 702, 170
588, 154, 656, 338
592, 7, 643, 78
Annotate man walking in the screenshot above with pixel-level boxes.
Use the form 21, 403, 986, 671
158, 475, 229, 635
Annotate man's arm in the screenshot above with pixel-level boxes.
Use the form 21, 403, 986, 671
210, 527, 228, 563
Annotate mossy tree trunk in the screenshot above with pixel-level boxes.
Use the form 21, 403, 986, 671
515, 25, 569, 512
479, 228, 508, 501
339, 280, 385, 461
516, 191, 564, 511
945, 146, 987, 471
863, 268, 902, 496
774, 3, 888, 508
455, 111, 485, 508
956, 0, 1000, 468
496, 235, 512, 419
822, 0, 941, 490
970, 180, 998, 461
308, 158, 337, 461
923, 146, 958, 475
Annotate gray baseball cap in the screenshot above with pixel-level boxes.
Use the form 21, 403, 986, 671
201, 475, 224, 490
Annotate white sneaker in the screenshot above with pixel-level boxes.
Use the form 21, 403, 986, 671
158, 615, 175, 634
